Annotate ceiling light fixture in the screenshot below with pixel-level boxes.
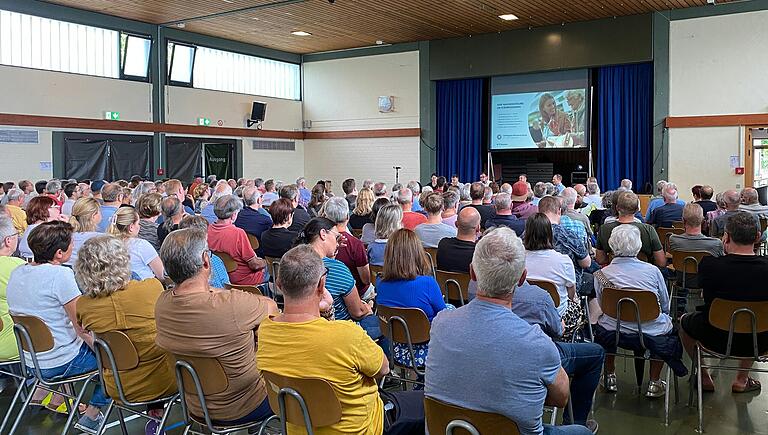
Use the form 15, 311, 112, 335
498, 14, 519, 21
291, 31, 312, 36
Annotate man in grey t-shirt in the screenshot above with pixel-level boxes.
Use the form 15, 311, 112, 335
414, 192, 457, 248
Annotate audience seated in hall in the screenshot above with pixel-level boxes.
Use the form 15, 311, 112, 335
562, 187, 593, 236
155, 228, 278, 425
436, 207, 479, 274
593, 224, 687, 398
108, 207, 165, 281
19, 196, 66, 259
296, 177, 311, 208
426, 227, 594, 435
321, 197, 372, 297
645, 180, 685, 222
260, 179, 279, 207
234, 186, 273, 241
75, 235, 176, 434
414, 192, 457, 248
207, 195, 267, 285
680, 211, 768, 393
711, 189, 762, 238
201, 181, 233, 224
396, 187, 426, 230
485, 192, 525, 235
647, 184, 684, 228
463, 182, 494, 229
280, 184, 311, 233
157, 196, 183, 247
361, 197, 390, 245
342, 178, 357, 212
367, 203, 403, 267
259, 198, 298, 259
407, 180, 423, 213
257, 245, 424, 435
440, 191, 460, 228
7, 221, 109, 431
595, 191, 665, 267
307, 183, 327, 217
350, 187, 375, 230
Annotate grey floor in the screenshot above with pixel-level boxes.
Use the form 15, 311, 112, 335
1, 357, 767, 434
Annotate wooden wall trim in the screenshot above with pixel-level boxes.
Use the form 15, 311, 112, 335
666, 113, 768, 128
0, 113, 422, 140
304, 128, 421, 139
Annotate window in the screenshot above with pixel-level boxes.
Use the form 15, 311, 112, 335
167, 42, 301, 100
0, 9, 150, 82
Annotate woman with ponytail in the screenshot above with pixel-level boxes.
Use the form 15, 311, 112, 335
66, 198, 102, 266
107, 207, 165, 281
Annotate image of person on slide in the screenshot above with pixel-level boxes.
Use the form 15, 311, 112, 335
534, 93, 572, 148
565, 90, 586, 146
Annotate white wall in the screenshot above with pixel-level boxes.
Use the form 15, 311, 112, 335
165, 86, 304, 182
0, 65, 152, 181
668, 10, 768, 198
302, 51, 420, 191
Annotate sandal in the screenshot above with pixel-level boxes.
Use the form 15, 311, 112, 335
46, 399, 88, 415
30, 391, 53, 407
732, 377, 761, 394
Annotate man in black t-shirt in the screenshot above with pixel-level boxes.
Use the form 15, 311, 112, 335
461, 182, 493, 229
680, 211, 768, 393
436, 207, 480, 273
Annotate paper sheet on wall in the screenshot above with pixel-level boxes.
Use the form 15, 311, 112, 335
39, 161, 52, 172
730, 155, 740, 169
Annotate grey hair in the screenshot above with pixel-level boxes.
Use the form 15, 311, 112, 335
395, 188, 413, 205
74, 235, 131, 298
296, 177, 306, 186
320, 196, 350, 224
280, 184, 299, 200
561, 188, 577, 207
45, 180, 62, 194
656, 180, 668, 195
161, 196, 182, 223
586, 182, 600, 195
276, 245, 326, 300
4, 188, 24, 203
620, 179, 633, 190
160, 228, 209, 285
494, 193, 512, 211
533, 182, 546, 198
459, 184, 471, 201
472, 227, 525, 298
375, 203, 403, 239
132, 181, 155, 204
0, 215, 16, 238
500, 183, 512, 194
406, 180, 421, 195
608, 224, 642, 257
662, 185, 679, 202
362, 179, 373, 190
422, 186, 433, 194
544, 182, 557, 196
233, 186, 245, 198
373, 182, 387, 196
213, 194, 243, 220
243, 186, 262, 206
443, 191, 459, 210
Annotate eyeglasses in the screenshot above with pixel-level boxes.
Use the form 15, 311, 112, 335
317, 266, 329, 286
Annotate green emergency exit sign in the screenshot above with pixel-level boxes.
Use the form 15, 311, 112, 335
104, 111, 120, 120
198, 117, 211, 126
762, 139, 768, 146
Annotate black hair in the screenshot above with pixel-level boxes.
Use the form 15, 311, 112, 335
523, 213, 554, 251
293, 217, 335, 247
725, 211, 760, 245
28, 221, 73, 264
34, 180, 47, 194
370, 197, 391, 221
63, 182, 78, 199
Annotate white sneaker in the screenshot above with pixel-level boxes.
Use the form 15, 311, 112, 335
601, 372, 617, 393
646, 379, 667, 398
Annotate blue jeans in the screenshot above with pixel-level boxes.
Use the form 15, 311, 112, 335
555, 342, 604, 426
543, 424, 593, 434
212, 396, 272, 425
36, 342, 109, 408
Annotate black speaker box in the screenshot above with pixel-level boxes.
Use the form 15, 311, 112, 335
250, 102, 267, 122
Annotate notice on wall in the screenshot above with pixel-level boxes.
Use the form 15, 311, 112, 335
730, 155, 740, 169
39, 161, 52, 172
0, 129, 39, 144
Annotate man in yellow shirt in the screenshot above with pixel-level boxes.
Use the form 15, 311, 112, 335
257, 245, 424, 435
4, 189, 27, 234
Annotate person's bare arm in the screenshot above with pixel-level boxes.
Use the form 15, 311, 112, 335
148, 257, 165, 281
357, 265, 371, 287
544, 367, 570, 408
653, 250, 667, 268
246, 256, 267, 271
64, 297, 93, 347
595, 249, 608, 265
373, 355, 391, 380
566, 283, 576, 300
577, 254, 591, 269
342, 288, 373, 320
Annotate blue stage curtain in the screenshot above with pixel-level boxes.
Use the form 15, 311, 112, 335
436, 79, 484, 182
597, 63, 653, 191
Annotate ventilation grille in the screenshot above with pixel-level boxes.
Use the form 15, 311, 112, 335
252, 140, 295, 151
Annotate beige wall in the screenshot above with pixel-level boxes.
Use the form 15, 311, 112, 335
668, 10, 768, 199
302, 51, 420, 190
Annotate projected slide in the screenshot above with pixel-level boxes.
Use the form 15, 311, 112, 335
491, 89, 587, 150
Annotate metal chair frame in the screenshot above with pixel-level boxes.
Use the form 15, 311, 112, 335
668, 250, 709, 317
91, 333, 179, 435
424, 248, 437, 277
0, 317, 27, 434
9, 317, 107, 435
690, 301, 768, 433
435, 270, 470, 307
600, 291, 679, 426
376, 306, 430, 388
174, 359, 271, 435
262, 372, 341, 435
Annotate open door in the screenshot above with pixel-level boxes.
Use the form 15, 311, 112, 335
747, 127, 768, 204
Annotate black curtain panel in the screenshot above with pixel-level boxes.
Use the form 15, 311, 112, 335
110, 138, 152, 181
63, 138, 109, 181
204, 142, 232, 181
166, 138, 203, 183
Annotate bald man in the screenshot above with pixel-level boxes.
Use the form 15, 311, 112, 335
739, 187, 768, 218
711, 189, 749, 238
436, 207, 480, 274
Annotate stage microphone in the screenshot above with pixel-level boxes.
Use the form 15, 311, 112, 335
393, 166, 402, 170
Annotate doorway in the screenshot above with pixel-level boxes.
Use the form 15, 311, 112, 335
745, 127, 768, 204
165, 137, 239, 183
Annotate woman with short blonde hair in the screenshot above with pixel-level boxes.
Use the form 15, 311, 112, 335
367, 203, 403, 266
66, 197, 102, 265
108, 207, 165, 281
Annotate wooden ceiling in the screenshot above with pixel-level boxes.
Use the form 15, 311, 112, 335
45, 0, 727, 54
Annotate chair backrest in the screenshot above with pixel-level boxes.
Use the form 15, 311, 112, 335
672, 221, 684, 229
224, 283, 263, 296
425, 396, 519, 435
214, 251, 238, 274
262, 371, 342, 429
600, 287, 660, 323
264, 256, 281, 282
434, 270, 471, 305
638, 194, 652, 218
11, 314, 53, 353
424, 248, 438, 276
247, 233, 260, 251
527, 279, 559, 307
351, 229, 363, 239
709, 299, 768, 335
174, 355, 229, 396
369, 264, 384, 280
670, 250, 710, 274
656, 227, 684, 251
376, 305, 431, 344
94, 331, 140, 371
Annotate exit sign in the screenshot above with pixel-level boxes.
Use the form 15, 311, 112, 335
197, 117, 211, 126
762, 139, 768, 145
104, 111, 120, 120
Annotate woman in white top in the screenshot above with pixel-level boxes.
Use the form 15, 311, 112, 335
18, 196, 68, 259
107, 207, 165, 281
6, 221, 108, 430
66, 198, 102, 266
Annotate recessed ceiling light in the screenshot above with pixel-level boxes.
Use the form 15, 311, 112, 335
498, 14, 519, 21
291, 31, 312, 36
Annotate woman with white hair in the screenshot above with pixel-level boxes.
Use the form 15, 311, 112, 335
593, 224, 686, 398
367, 203, 403, 266
131, 181, 157, 206
108, 207, 165, 281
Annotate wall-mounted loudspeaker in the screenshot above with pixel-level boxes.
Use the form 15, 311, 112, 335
248, 101, 267, 128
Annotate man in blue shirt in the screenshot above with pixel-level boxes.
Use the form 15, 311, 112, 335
552, 174, 566, 194
485, 193, 525, 236
426, 227, 597, 435
647, 185, 684, 228
645, 180, 685, 221
235, 186, 273, 246
97, 183, 122, 232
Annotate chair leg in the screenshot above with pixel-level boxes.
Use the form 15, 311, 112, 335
664, 365, 671, 426
95, 401, 115, 435
61, 377, 95, 435
116, 407, 129, 435
8, 379, 38, 435
157, 399, 176, 434
549, 407, 557, 426
696, 347, 704, 433
0, 375, 26, 434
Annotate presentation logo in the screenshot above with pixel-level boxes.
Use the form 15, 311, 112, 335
496, 134, 502, 140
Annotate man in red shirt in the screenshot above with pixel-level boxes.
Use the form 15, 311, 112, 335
396, 187, 427, 230
207, 194, 267, 285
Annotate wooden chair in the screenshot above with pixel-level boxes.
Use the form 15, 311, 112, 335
376, 305, 431, 386
424, 247, 437, 277
655, 227, 683, 252
425, 396, 519, 435
224, 283, 263, 296
668, 250, 710, 314
600, 288, 677, 425
92, 331, 178, 435
638, 194, 652, 218
0, 317, 26, 434
527, 279, 560, 307
247, 233, 260, 252
692, 299, 768, 432
262, 371, 342, 435
264, 256, 282, 301
671, 221, 684, 229
369, 264, 384, 281
174, 355, 271, 435
213, 251, 238, 274
434, 270, 471, 306
351, 229, 363, 239
9, 315, 104, 435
